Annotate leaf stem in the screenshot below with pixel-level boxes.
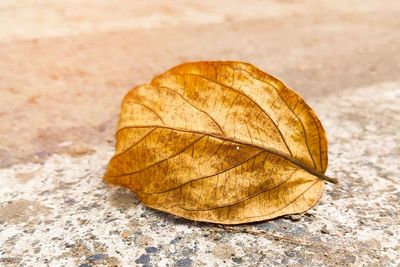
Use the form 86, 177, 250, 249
278, 154, 338, 184
316, 173, 338, 184
300, 165, 338, 184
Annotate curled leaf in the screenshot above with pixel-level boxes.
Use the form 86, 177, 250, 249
104, 61, 337, 224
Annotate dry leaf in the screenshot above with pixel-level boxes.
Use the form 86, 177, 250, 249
104, 61, 337, 224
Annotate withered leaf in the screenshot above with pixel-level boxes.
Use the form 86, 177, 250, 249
104, 61, 337, 224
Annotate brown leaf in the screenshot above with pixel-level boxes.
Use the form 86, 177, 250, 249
103, 61, 337, 224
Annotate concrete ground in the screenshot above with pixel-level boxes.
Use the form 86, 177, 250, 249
0, 1, 399, 266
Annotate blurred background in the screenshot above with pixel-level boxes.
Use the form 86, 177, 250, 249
1, 0, 399, 167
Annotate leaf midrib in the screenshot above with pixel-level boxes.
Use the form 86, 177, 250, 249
112, 125, 337, 184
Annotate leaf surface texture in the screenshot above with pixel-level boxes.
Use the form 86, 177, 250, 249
104, 61, 332, 224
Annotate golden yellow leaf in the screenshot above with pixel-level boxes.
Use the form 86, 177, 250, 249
104, 61, 337, 224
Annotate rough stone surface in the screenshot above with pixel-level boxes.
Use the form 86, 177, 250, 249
1, 83, 399, 266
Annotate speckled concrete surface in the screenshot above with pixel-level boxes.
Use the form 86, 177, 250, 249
1, 82, 399, 266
